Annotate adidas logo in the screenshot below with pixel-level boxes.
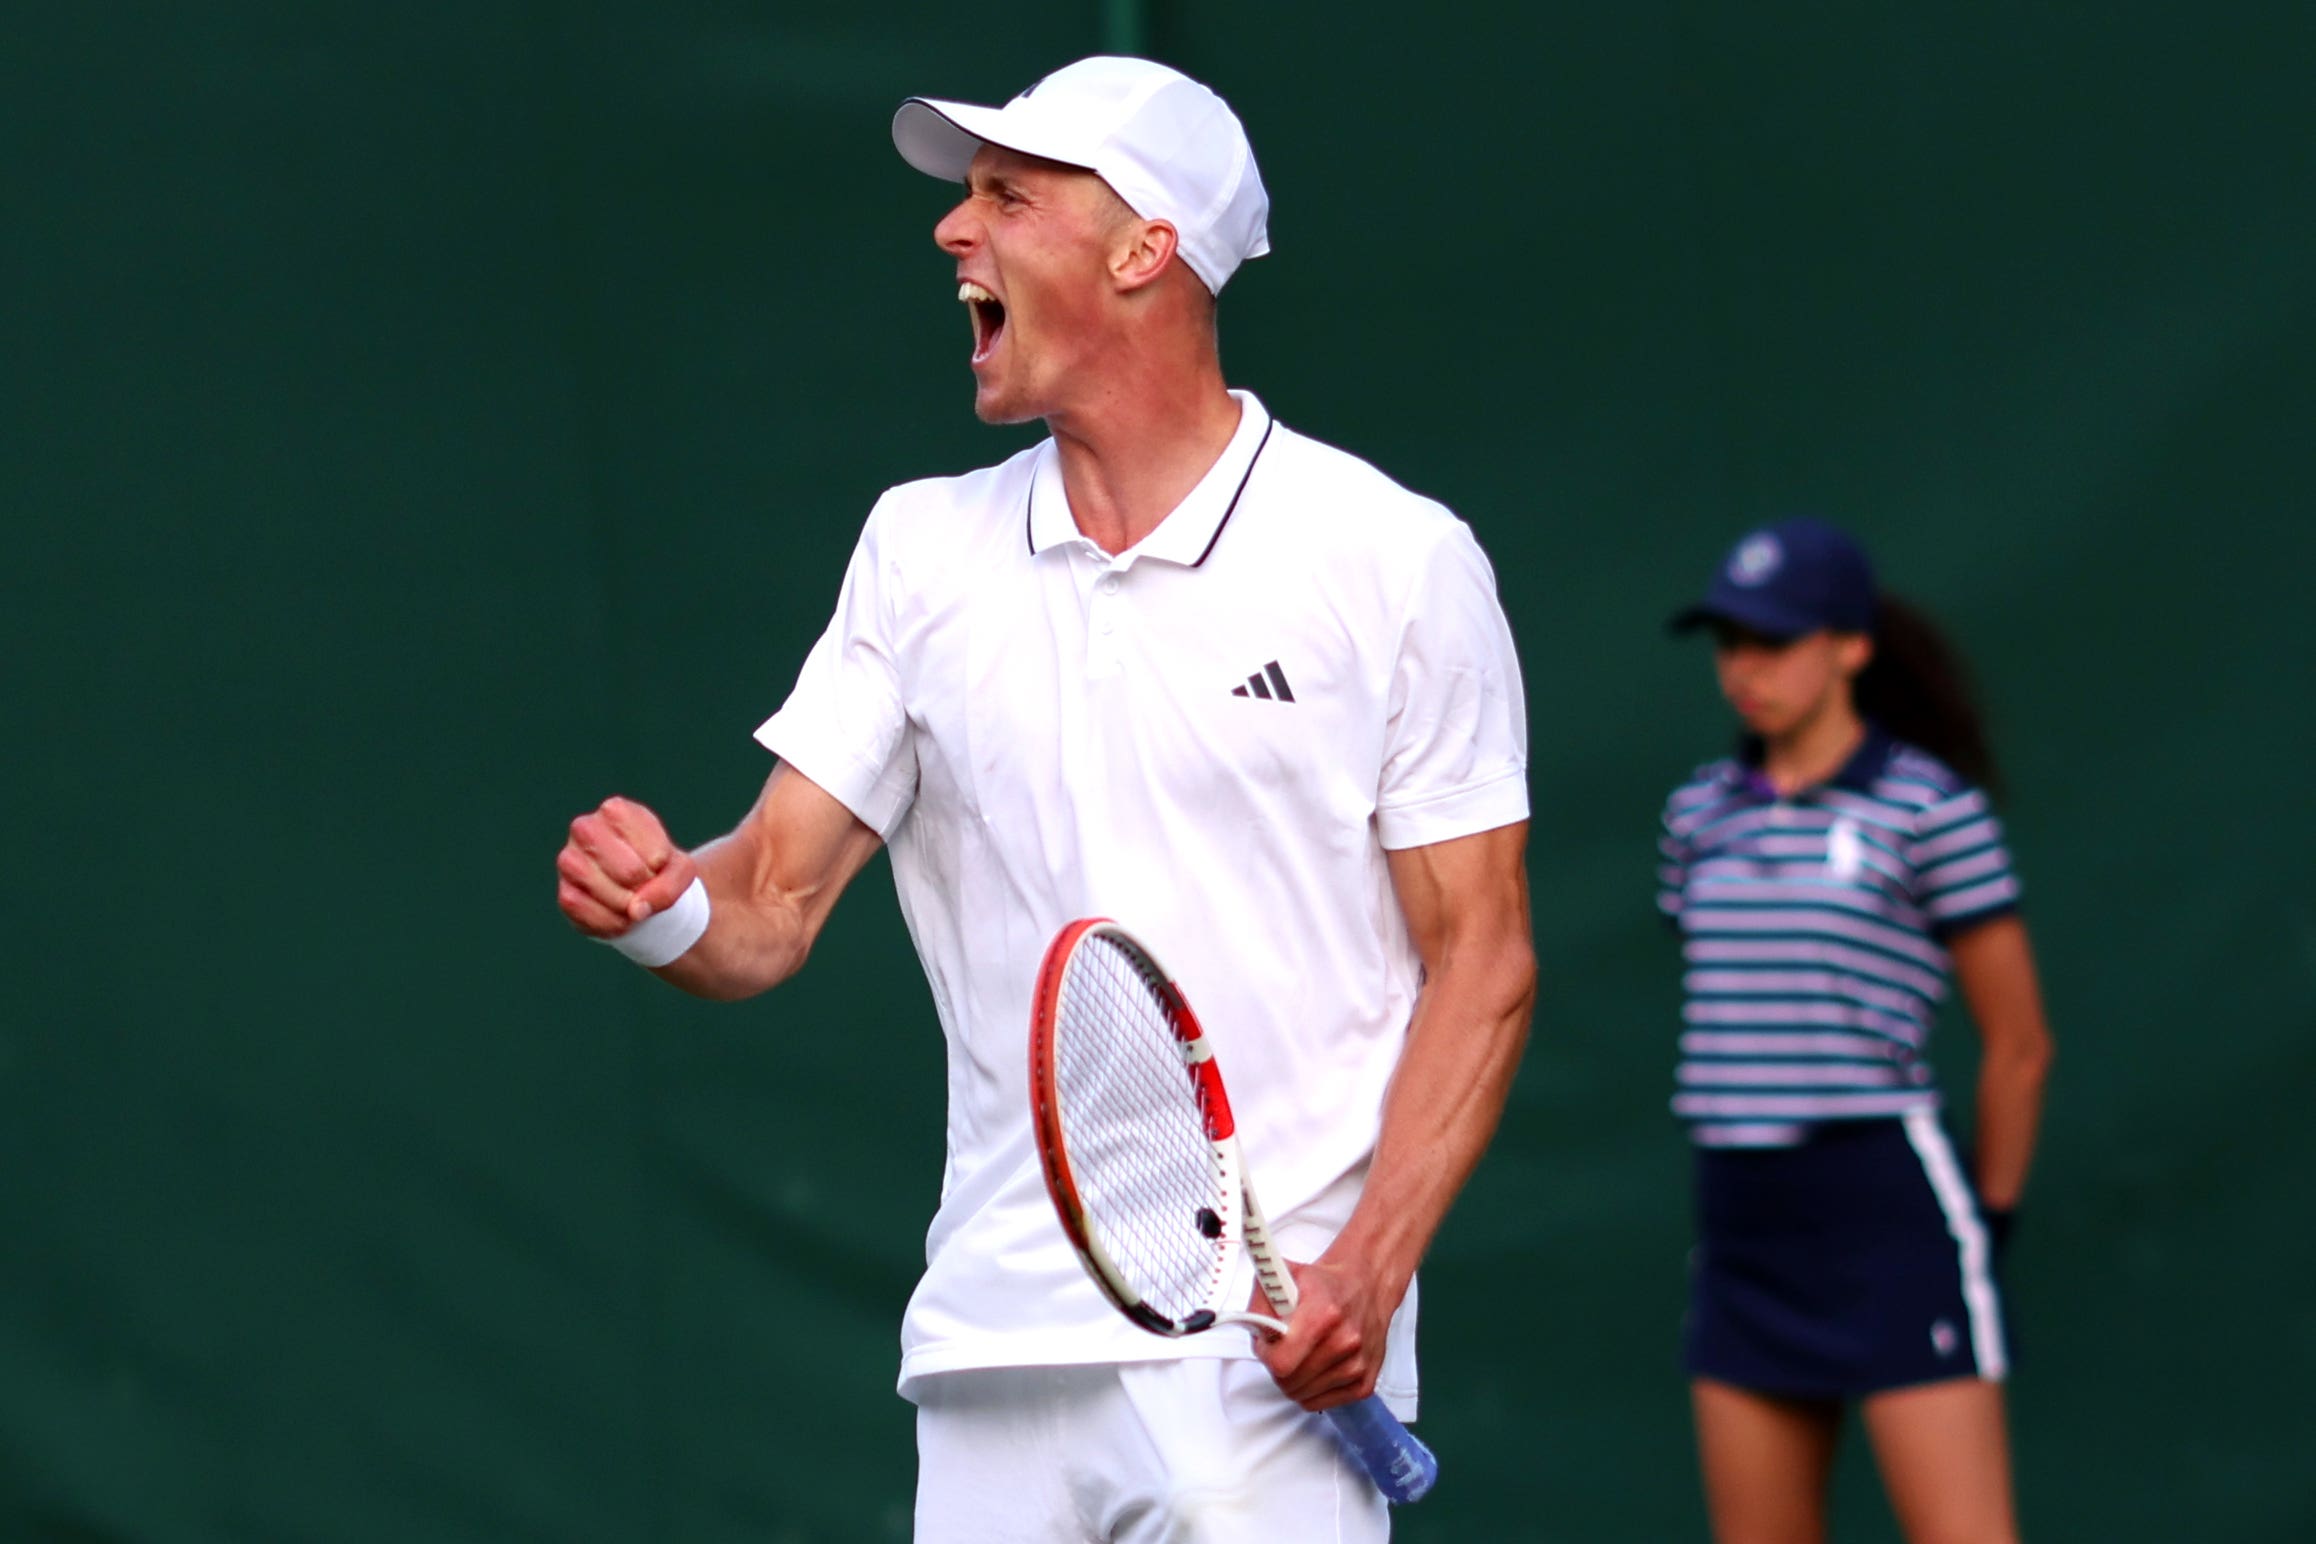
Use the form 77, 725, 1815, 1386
1230, 661, 1296, 702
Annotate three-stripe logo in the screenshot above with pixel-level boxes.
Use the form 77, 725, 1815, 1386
1231, 661, 1296, 702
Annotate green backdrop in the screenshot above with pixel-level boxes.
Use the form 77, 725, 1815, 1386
8, 3, 2312, 1539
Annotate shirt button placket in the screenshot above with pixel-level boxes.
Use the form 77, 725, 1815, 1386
1087, 567, 1124, 677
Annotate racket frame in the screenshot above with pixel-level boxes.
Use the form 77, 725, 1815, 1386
1031, 918, 1260, 1335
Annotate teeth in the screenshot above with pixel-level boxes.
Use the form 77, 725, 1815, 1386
958, 281, 997, 304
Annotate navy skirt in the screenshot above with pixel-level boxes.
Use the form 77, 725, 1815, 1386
1684, 1111, 2010, 1399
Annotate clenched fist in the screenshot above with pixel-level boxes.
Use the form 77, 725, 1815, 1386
556, 796, 702, 939
1251, 1255, 1392, 1412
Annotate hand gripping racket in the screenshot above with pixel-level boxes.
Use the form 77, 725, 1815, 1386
1028, 919, 1440, 1505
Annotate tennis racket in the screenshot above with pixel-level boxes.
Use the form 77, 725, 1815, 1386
1028, 918, 1440, 1505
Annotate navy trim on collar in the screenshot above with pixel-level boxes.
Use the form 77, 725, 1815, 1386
1726, 723, 1893, 799
1189, 417, 1273, 568
1830, 725, 1895, 793
1021, 401, 1276, 564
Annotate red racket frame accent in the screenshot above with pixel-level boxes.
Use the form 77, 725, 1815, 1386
1028, 918, 1239, 1333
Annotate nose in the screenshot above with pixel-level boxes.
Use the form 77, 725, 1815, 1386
934, 195, 978, 257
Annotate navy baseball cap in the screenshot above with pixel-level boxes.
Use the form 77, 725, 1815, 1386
1668, 518, 1878, 639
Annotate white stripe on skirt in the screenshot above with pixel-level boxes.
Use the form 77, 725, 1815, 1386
1900, 1108, 2009, 1380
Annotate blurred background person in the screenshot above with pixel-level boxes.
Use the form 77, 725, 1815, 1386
1655, 518, 2055, 1544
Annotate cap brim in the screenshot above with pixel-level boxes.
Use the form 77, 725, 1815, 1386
892, 98, 993, 181
1666, 598, 1813, 640
893, 97, 1101, 183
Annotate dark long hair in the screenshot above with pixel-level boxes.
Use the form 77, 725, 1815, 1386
1856, 593, 2003, 800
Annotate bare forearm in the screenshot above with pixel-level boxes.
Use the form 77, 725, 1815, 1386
1950, 915, 2056, 1211
559, 766, 882, 1002
1331, 935, 1536, 1299
648, 832, 816, 1001
1972, 1045, 2050, 1209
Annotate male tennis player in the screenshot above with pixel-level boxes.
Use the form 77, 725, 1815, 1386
556, 57, 1535, 1540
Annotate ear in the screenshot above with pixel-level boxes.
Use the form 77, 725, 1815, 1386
1834, 631, 1875, 678
1110, 218, 1180, 294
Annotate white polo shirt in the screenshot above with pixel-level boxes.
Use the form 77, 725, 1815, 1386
755, 392, 1528, 1416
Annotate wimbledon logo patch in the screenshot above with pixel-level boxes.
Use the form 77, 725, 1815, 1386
1729, 533, 1782, 587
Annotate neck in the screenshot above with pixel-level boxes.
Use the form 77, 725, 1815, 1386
1045, 344, 1240, 554
1760, 700, 1867, 795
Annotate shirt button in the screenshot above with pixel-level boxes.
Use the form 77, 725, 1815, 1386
1099, 575, 1121, 595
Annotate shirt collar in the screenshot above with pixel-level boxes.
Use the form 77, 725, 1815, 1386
1831, 724, 1895, 792
1726, 723, 1893, 799
1025, 390, 1275, 566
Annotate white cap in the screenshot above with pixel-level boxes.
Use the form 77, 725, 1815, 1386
892, 56, 1272, 295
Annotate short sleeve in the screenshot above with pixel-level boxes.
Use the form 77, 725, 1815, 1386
1656, 798, 1690, 927
1907, 785, 2022, 939
753, 502, 919, 839
1373, 522, 1529, 850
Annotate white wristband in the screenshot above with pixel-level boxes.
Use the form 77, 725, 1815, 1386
604, 876, 712, 967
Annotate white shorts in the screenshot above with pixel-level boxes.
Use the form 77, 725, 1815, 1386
912, 1360, 1392, 1544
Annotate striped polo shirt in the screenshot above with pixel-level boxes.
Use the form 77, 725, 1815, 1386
1656, 728, 2021, 1148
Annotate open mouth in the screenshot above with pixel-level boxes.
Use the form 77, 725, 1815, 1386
959, 280, 1006, 364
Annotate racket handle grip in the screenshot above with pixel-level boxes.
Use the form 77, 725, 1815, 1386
1324, 1396, 1439, 1504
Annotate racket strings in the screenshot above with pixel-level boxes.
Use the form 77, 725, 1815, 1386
1052, 936, 1230, 1324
